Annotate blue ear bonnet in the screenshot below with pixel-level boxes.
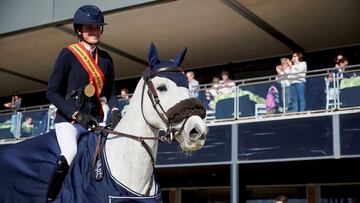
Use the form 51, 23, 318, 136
143, 43, 189, 89
143, 61, 188, 89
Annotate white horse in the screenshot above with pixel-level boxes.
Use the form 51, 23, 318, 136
0, 43, 208, 202
105, 43, 208, 196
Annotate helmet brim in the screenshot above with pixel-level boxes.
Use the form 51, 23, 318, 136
74, 22, 107, 26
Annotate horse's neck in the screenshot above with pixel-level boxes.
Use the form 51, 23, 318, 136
105, 88, 158, 195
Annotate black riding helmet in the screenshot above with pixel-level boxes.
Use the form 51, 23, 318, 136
73, 5, 106, 43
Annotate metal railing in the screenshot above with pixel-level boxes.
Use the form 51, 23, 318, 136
0, 64, 359, 142
199, 64, 360, 121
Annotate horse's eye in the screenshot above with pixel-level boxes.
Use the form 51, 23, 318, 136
157, 85, 167, 92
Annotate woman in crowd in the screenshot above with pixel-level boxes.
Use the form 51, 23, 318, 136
287, 52, 307, 112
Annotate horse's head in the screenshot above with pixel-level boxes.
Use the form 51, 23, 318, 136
141, 43, 208, 152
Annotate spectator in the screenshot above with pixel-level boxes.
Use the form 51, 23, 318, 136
329, 55, 351, 80
119, 88, 130, 116
3, 91, 22, 137
326, 57, 351, 105
4, 91, 22, 112
333, 54, 344, 67
100, 96, 110, 126
186, 71, 200, 97
276, 58, 292, 110
336, 57, 350, 79
21, 117, 34, 136
275, 195, 288, 203
328, 57, 350, 82
48, 104, 57, 130
120, 88, 130, 100
211, 76, 220, 89
329, 55, 348, 79
206, 76, 220, 100
218, 70, 235, 94
266, 85, 280, 114
288, 51, 307, 112
205, 76, 220, 110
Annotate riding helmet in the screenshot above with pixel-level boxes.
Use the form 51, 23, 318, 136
73, 5, 106, 32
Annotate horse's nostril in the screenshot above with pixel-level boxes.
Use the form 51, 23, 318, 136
189, 128, 199, 139
189, 128, 206, 141
190, 128, 197, 134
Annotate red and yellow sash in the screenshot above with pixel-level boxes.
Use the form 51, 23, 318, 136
67, 43, 105, 100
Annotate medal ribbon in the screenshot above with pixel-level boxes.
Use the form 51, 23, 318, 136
67, 43, 105, 100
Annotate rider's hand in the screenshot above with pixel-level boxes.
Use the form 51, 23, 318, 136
111, 109, 122, 129
75, 112, 98, 129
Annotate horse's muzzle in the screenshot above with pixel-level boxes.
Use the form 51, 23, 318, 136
166, 98, 206, 124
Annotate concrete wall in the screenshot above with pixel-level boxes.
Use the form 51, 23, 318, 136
0, 0, 155, 34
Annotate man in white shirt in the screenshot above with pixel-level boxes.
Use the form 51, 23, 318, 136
218, 70, 236, 94
186, 71, 200, 97
99, 97, 110, 126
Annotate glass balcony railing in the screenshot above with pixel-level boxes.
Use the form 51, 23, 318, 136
337, 68, 360, 109
0, 112, 20, 140
205, 64, 360, 120
19, 109, 50, 138
0, 109, 50, 140
0, 65, 359, 142
197, 86, 237, 121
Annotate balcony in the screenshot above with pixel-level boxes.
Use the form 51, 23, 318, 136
1, 65, 360, 165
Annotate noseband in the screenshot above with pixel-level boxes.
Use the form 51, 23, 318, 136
166, 98, 206, 123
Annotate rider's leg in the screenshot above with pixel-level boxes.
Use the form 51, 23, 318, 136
46, 122, 85, 202
46, 155, 69, 202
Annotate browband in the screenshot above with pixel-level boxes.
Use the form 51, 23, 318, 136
143, 66, 183, 81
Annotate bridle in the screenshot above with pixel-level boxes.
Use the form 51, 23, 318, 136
91, 65, 205, 195
141, 66, 190, 142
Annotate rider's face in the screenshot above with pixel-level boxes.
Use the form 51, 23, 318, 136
81, 25, 101, 44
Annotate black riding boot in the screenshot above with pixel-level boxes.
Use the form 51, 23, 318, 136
46, 155, 69, 202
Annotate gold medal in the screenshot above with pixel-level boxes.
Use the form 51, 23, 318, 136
84, 84, 96, 97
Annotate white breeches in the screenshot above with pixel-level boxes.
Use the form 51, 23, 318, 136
55, 122, 88, 164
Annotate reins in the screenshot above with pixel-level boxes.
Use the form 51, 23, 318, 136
91, 126, 173, 143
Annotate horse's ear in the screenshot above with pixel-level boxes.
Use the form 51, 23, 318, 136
173, 47, 187, 67
148, 42, 159, 69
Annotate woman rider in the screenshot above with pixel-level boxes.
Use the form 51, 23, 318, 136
46, 5, 121, 202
